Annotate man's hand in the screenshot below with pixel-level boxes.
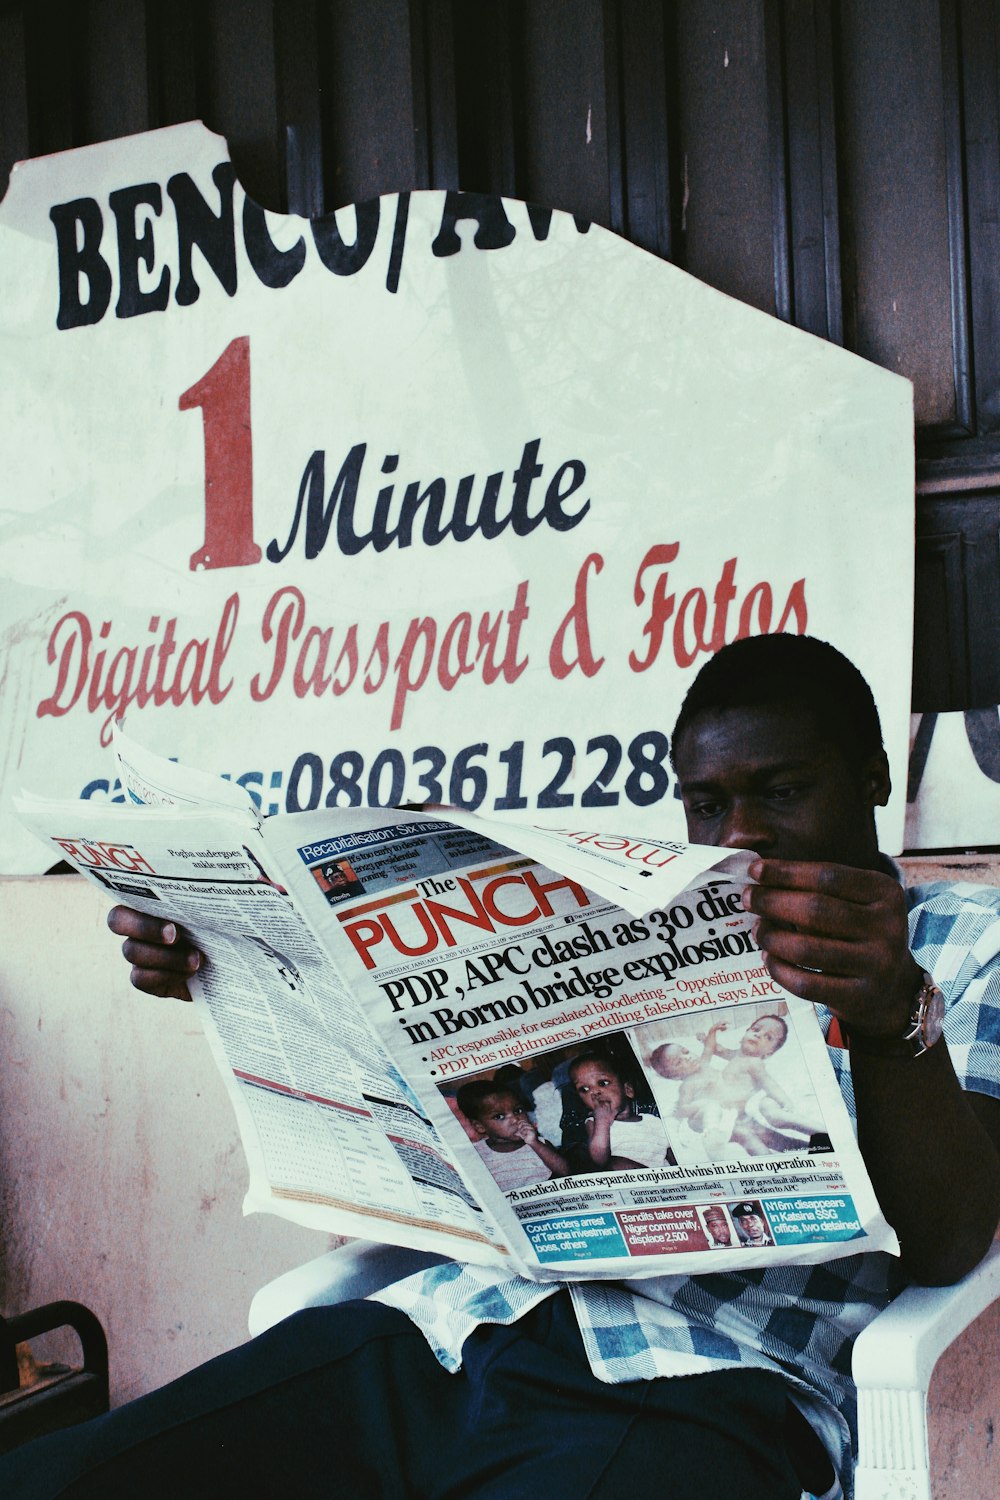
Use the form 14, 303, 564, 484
107, 906, 203, 1001
743, 858, 1000, 1283
742, 858, 922, 1038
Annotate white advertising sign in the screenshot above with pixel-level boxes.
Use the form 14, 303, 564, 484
905, 708, 1000, 850
0, 122, 914, 872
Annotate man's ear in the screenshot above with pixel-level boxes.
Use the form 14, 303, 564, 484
862, 749, 892, 809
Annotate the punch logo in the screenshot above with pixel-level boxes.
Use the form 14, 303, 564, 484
51, 837, 155, 874
339, 865, 591, 972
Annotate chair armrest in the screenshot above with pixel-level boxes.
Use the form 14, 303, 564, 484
853, 1238, 1000, 1394
248, 1241, 447, 1338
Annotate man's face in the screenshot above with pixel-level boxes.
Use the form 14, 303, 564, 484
737, 1212, 765, 1238
704, 1213, 731, 1245
673, 703, 888, 868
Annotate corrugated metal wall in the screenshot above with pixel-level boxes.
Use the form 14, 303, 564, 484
1, 0, 998, 710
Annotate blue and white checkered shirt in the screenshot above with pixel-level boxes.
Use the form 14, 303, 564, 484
375, 882, 1000, 1496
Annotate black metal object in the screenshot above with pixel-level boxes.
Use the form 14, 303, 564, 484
409, 0, 459, 191
914, 491, 1000, 710
603, 0, 681, 261
957, 0, 1000, 440
764, 0, 843, 343
0, 1301, 109, 1455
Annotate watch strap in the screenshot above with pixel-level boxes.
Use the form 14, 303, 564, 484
845, 973, 945, 1059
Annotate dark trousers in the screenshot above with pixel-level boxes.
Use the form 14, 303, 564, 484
0, 1293, 828, 1498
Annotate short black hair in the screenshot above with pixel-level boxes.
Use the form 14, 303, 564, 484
568, 1049, 624, 1082
456, 1078, 518, 1122
670, 634, 884, 775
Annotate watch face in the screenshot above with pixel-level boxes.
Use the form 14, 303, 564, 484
922, 988, 946, 1048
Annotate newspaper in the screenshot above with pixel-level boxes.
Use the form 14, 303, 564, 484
15, 725, 899, 1279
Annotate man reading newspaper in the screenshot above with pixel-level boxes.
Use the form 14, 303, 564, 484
5, 634, 1000, 1500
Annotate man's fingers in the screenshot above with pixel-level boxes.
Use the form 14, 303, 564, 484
758, 939, 923, 1034
748, 859, 888, 903
753, 922, 869, 977
129, 966, 194, 1002
744, 861, 922, 1035
757, 953, 862, 1009
744, 885, 873, 939
109, 905, 203, 1002
121, 938, 201, 974
108, 905, 178, 943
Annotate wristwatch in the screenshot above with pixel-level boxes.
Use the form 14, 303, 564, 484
846, 972, 946, 1059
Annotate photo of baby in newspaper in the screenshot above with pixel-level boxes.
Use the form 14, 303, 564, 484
636, 1001, 831, 1165
441, 1033, 671, 1189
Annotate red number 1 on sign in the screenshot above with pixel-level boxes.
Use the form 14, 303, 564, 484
179, 335, 262, 571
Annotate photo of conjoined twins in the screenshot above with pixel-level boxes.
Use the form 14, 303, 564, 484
637, 1000, 830, 1165
439, 1002, 830, 1193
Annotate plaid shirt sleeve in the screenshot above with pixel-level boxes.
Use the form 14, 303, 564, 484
907, 880, 1000, 1099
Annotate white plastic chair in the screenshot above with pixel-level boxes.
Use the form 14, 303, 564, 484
249, 1238, 1000, 1500
852, 1237, 1000, 1498
248, 1241, 447, 1335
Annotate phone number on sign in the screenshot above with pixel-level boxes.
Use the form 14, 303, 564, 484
235, 731, 677, 816
81, 732, 679, 815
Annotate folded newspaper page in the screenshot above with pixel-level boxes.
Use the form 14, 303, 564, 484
15, 727, 899, 1279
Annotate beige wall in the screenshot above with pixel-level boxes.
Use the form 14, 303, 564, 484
1, 863, 998, 1492
0, 876, 331, 1406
